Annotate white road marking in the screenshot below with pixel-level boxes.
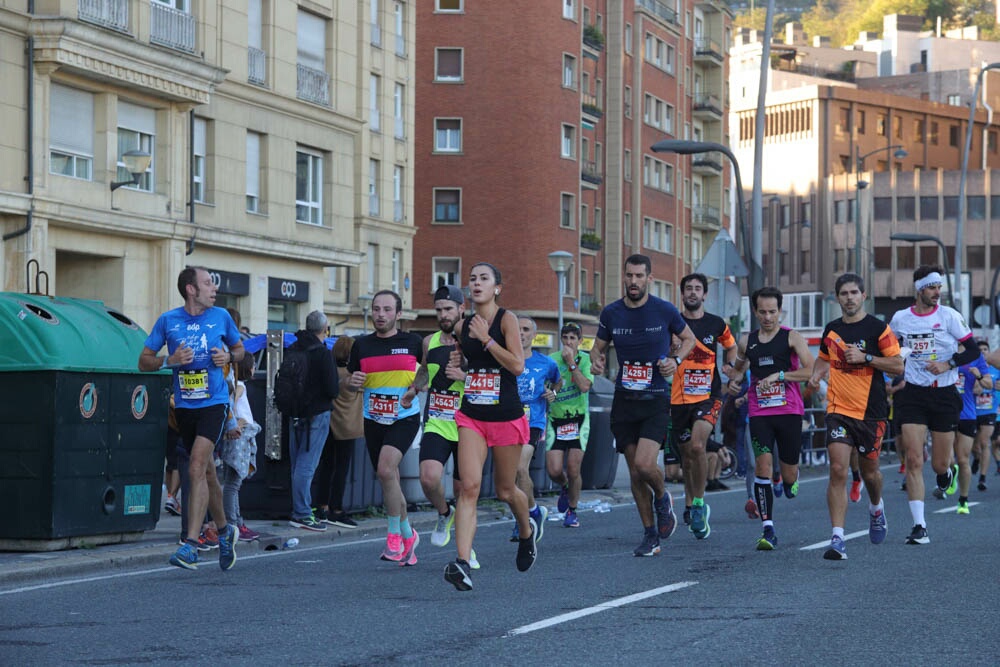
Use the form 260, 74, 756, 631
934, 501, 981, 514
800, 530, 869, 551
504, 581, 698, 637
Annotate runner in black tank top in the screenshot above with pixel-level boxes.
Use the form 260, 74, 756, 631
459, 306, 523, 421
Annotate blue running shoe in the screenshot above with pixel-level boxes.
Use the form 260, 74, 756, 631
823, 535, 847, 560
869, 508, 887, 544
557, 485, 570, 514
756, 525, 778, 551
218, 523, 237, 571
563, 509, 579, 528
529, 505, 548, 543
170, 542, 199, 570
690, 504, 711, 540
653, 491, 677, 540
772, 474, 783, 498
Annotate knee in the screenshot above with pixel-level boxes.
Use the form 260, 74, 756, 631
459, 479, 481, 500
419, 468, 437, 489
376, 464, 395, 483
829, 459, 848, 481
495, 484, 515, 504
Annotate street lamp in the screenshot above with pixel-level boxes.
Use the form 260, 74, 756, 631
547, 250, 573, 340
957, 62, 1000, 321
889, 233, 954, 307
358, 293, 373, 334
854, 145, 907, 280
650, 139, 762, 326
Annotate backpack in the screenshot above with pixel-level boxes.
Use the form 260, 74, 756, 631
273, 346, 311, 418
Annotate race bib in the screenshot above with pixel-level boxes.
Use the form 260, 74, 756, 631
556, 421, 580, 441
908, 332, 936, 361
682, 368, 712, 396
427, 390, 460, 421
755, 381, 787, 408
621, 361, 654, 391
178, 369, 209, 401
465, 369, 501, 405
523, 404, 531, 421
368, 393, 399, 424
976, 391, 993, 409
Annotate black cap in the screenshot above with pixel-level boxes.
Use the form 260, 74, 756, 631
433, 284, 464, 306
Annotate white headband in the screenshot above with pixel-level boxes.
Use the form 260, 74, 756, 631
914, 272, 943, 291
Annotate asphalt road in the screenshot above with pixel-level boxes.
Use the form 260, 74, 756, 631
2, 464, 998, 666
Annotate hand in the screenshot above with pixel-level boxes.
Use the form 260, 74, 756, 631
727, 378, 743, 395
657, 356, 678, 378
723, 364, 742, 381
544, 388, 556, 404
590, 351, 605, 376
842, 347, 866, 365
448, 348, 464, 371
400, 386, 417, 409
807, 375, 822, 391
561, 347, 576, 365
444, 364, 466, 382
925, 360, 950, 375
468, 315, 491, 344
210, 346, 230, 368
225, 426, 242, 440
173, 341, 194, 366
349, 371, 367, 389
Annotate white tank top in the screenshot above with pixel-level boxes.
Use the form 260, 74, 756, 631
888, 304, 971, 387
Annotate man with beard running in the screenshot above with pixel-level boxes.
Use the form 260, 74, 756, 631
590, 254, 696, 557
670, 273, 738, 540
808, 273, 902, 560
888, 265, 979, 544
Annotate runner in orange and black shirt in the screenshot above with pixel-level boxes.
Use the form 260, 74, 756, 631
808, 273, 903, 561
671, 274, 738, 541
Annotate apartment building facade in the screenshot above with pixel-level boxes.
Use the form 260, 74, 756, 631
0, 0, 415, 335
412, 0, 732, 344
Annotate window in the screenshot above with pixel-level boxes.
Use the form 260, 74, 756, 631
561, 124, 576, 158
393, 83, 405, 139
367, 243, 378, 294
897, 196, 915, 221
834, 199, 847, 224
919, 196, 938, 220
437, 0, 463, 11
391, 248, 403, 293
435, 48, 462, 81
116, 101, 155, 191
896, 245, 915, 269
642, 217, 672, 253
392, 165, 404, 222
990, 131, 998, 154
625, 23, 632, 53
947, 94, 961, 106
594, 207, 602, 235
369, 74, 381, 132
624, 85, 632, 117
433, 257, 460, 289
563, 0, 575, 20
664, 105, 674, 134
248, 0, 265, 85
295, 147, 322, 224
894, 115, 902, 139
837, 107, 850, 135
370, 0, 381, 46
246, 131, 262, 213
49, 84, 93, 181
393, 2, 405, 56
644, 34, 674, 74
857, 110, 866, 135
642, 156, 673, 194
624, 148, 632, 181
912, 119, 924, 143
563, 54, 577, 88
368, 159, 380, 217
561, 193, 575, 228
876, 114, 886, 136
872, 197, 892, 220
433, 188, 460, 222
968, 195, 987, 220
298, 10, 326, 72
799, 200, 811, 225
623, 211, 631, 245
580, 203, 588, 229
434, 118, 462, 152
192, 117, 207, 203
949, 125, 959, 147
929, 121, 939, 145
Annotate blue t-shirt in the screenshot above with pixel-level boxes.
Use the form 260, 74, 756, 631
596, 295, 688, 396
145, 306, 241, 409
958, 355, 990, 421
975, 364, 1000, 416
518, 351, 561, 430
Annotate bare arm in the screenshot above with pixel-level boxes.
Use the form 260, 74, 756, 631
590, 337, 609, 376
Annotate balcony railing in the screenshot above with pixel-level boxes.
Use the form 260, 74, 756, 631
694, 37, 724, 64
248, 46, 266, 85
79, 0, 129, 32
582, 93, 604, 118
580, 292, 601, 314
692, 205, 721, 228
150, 2, 195, 53
580, 231, 602, 250
692, 154, 724, 174
636, 0, 678, 25
297, 64, 330, 106
581, 160, 603, 185
693, 92, 723, 117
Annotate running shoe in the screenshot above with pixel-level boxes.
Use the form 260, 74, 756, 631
399, 529, 420, 566
199, 528, 219, 550
683, 507, 691, 525
869, 508, 887, 544
563, 509, 580, 528
289, 514, 327, 532
557, 485, 570, 513
785, 478, 799, 499
529, 505, 548, 543
932, 486, 945, 499
237, 524, 260, 542
510, 522, 519, 542
653, 491, 677, 540
689, 504, 711, 540
905, 524, 929, 545
978, 479, 988, 491
971, 457, 980, 475
822, 535, 847, 561
469, 549, 480, 570
898, 462, 906, 474
169, 542, 199, 570
945, 463, 959, 496
313, 507, 329, 523
164, 494, 182, 517
327, 511, 359, 529
849, 479, 864, 503
633, 532, 661, 557
516, 518, 538, 572
956, 501, 970, 515
380, 533, 405, 561
431, 508, 455, 547
444, 559, 473, 591
218, 523, 237, 571
756, 525, 778, 551
772, 473, 783, 498
745, 498, 760, 519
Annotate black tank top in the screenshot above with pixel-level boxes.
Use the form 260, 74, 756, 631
459, 307, 522, 422
748, 327, 794, 380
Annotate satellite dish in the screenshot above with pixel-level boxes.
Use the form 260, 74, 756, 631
704, 279, 742, 318
973, 304, 991, 327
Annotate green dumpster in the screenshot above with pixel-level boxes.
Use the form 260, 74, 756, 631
0, 294, 170, 549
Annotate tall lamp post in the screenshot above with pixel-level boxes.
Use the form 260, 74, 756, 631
358, 293, 373, 334
957, 62, 1000, 321
854, 145, 907, 282
547, 250, 573, 340
889, 233, 954, 307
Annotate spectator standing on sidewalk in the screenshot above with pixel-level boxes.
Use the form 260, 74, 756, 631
315, 336, 362, 528
286, 311, 339, 532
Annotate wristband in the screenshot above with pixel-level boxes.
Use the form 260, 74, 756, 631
778, 370, 785, 382
485, 339, 495, 350
569, 364, 577, 372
